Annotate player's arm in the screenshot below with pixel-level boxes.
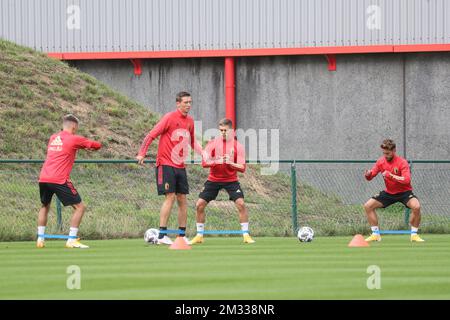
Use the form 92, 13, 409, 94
225, 142, 246, 173
189, 122, 203, 155
201, 141, 217, 168
75, 136, 102, 150
385, 161, 411, 184
136, 115, 169, 164
365, 161, 381, 181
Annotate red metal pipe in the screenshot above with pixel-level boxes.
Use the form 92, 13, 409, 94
224, 57, 236, 129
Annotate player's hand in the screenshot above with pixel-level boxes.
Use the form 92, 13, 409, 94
136, 155, 145, 165
223, 154, 231, 164
364, 170, 372, 178
382, 170, 391, 179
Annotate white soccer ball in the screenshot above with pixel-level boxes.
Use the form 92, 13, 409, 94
297, 226, 314, 242
144, 228, 159, 244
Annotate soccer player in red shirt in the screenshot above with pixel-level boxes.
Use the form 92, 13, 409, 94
363, 139, 424, 242
136, 92, 202, 245
190, 118, 255, 244
37, 114, 102, 249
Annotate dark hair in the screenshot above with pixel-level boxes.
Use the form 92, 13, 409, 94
380, 139, 396, 151
63, 114, 79, 124
219, 118, 233, 128
176, 91, 191, 102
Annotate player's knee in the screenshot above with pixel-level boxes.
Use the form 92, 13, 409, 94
196, 199, 207, 210
410, 202, 421, 211
176, 194, 187, 203
73, 202, 86, 211
235, 198, 245, 210
165, 193, 176, 202
363, 201, 373, 212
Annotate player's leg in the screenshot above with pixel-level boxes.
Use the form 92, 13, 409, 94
191, 181, 220, 244
174, 168, 190, 243
176, 193, 189, 243
65, 202, 90, 248
234, 198, 255, 244
196, 199, 208, 224
37, 183, 53, 247
37, 205, 50, 248
190, 199, 208, 244
157, 193, 176, 244
363, 194, 386, 242
226, 182, 255, 243
155, 165, 177, 244
50, 180, 89, 249
405, 196, 425, 242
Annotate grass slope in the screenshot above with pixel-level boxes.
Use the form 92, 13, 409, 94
1, 235, 449, 299
0, 39, 158, 159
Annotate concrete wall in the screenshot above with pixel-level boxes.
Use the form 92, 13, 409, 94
73, 58, 225, 133
72, 52, 450, 160
406, 53, 450, 159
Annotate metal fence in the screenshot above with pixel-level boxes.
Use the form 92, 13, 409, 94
0, 159, 449, 241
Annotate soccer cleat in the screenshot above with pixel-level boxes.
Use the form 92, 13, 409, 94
411, 234, 425, 242
243, 234, 256, 244
157, 236, 173, 245
65, 239, 89, 249
190, 234, 204, 245
365, 233, 381, 242
36, 238, 45, 248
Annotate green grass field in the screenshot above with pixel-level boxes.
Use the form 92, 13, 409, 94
1, 235, 449, 300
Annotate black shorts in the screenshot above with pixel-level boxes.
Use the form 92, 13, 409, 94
199, 180, 244, 203
156, 165, 189, 195
372, 190, 417, 208
39, 180, 82, 206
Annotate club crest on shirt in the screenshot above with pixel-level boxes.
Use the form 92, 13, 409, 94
393, 167, 399, 174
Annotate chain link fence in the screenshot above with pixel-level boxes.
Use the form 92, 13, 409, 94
295, 161, 450, 235
0, 160, 449, 241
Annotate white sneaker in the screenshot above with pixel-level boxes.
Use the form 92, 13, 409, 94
157, 236, 173, 245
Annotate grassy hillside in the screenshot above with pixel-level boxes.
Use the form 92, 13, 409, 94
0, 39, 158, 159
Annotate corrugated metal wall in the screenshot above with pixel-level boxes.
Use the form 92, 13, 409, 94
1, 0, 449, 53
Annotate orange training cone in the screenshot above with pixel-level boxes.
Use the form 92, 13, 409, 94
348, 234, 370, 247
169, 236, 192, 250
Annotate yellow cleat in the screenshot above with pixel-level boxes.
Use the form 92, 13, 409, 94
65, 238, 89, 249
365, 233, 381, 242
411, 234, 425, 242
243, 234, 255, 244
189, 234, 204, 245
36, 239, 45, 248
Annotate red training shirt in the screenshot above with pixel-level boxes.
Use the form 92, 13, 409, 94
202, 136, 246, 182
138, 109, 202, 168
365, 154, 413, 194
39, 130, 101, 184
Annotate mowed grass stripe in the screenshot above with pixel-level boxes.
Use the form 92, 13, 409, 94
1, 236, 449, 299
